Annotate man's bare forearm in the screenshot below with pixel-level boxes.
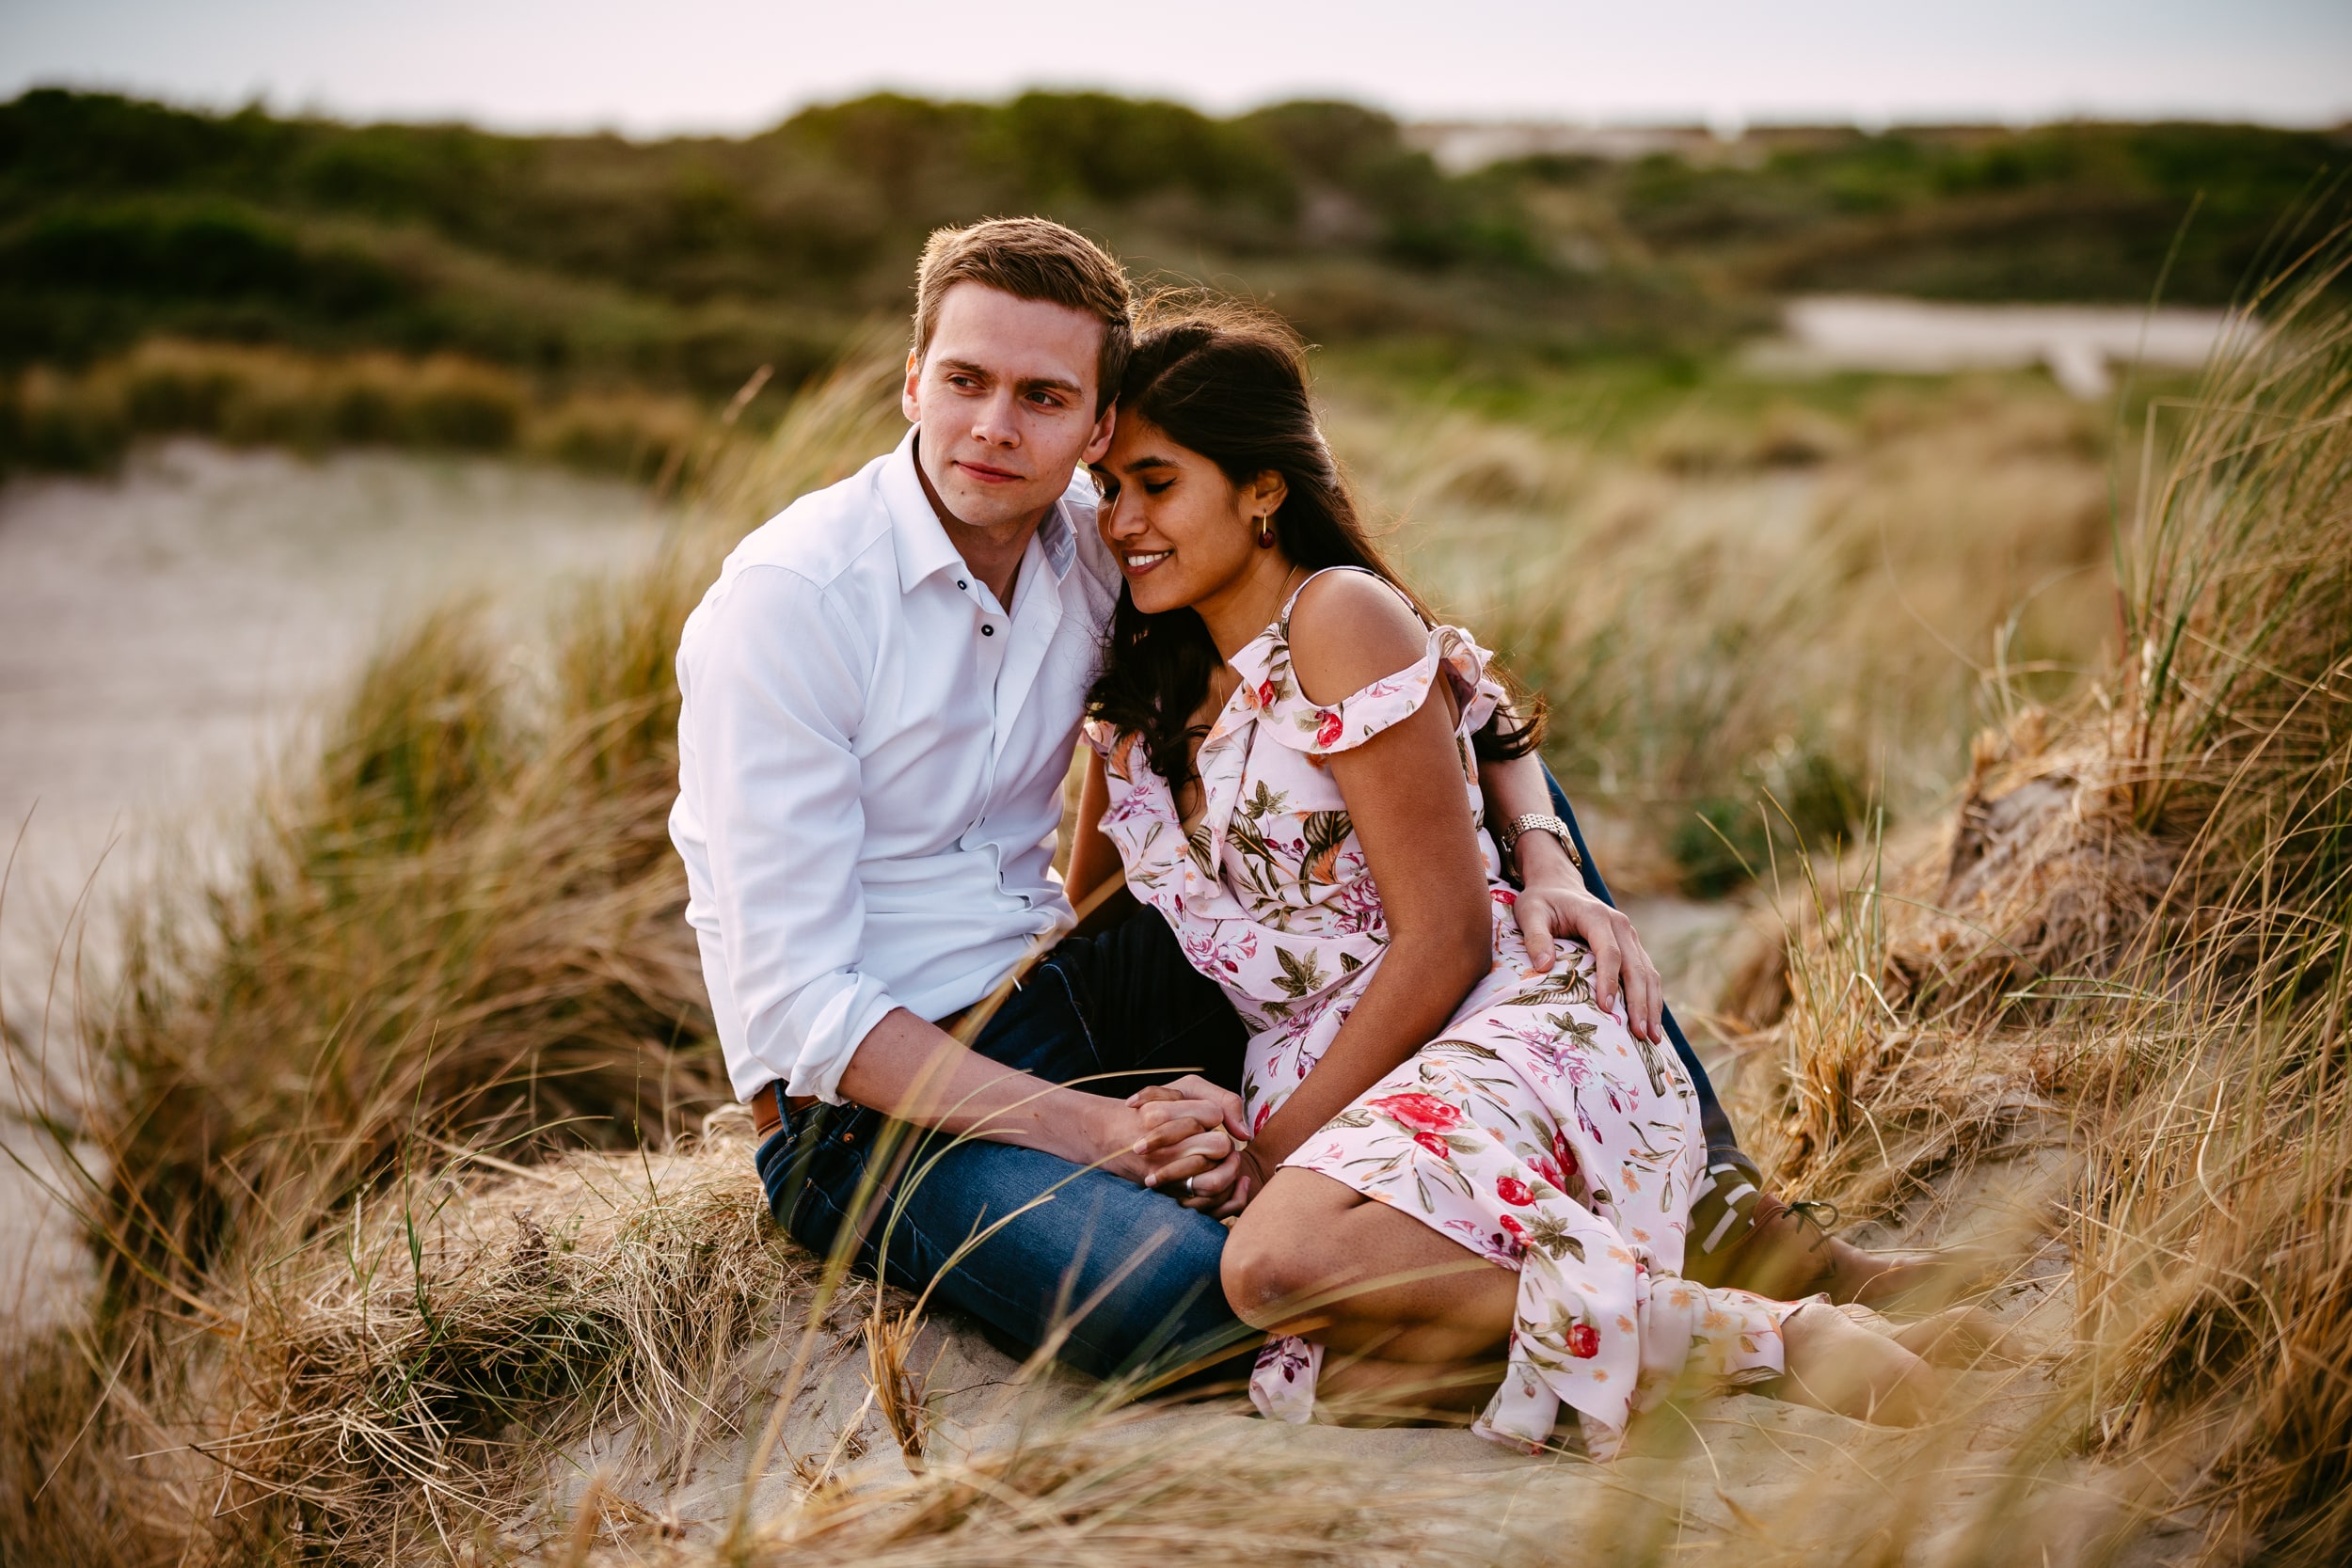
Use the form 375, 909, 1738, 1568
1482, 750, 1579, 885
834, 1007, 1125, 1171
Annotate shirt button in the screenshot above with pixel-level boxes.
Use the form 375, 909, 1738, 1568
957, 579, 968, 590
980, 625, 995, 637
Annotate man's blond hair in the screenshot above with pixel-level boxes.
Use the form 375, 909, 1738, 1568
913, 217, 1132, 413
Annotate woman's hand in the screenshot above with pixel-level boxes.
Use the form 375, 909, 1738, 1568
1174, 1142, 1269, 1220
1509, 835, 1665, 1042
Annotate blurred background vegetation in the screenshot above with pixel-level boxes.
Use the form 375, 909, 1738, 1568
3, 87, 2345, 404
3, 86, 2344, 891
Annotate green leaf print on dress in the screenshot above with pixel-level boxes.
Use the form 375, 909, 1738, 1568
1271, 944, 1327, 999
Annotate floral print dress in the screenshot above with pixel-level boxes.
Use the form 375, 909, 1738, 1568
1085, 569, 1795, 1459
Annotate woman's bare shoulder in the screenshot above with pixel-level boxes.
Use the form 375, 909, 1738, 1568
1286, 569, 1427, 706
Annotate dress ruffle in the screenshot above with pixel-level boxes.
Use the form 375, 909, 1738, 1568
1229, 612, 1502, 759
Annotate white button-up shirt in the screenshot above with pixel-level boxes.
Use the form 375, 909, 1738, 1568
670, 426, 1120, 1103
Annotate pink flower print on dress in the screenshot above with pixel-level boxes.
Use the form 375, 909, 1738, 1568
1410, 1130, 1453, 1160
1565, 1323, 1601, 1359
1368, 1091, 1463, 1134
1258, 1337, 1314, 1384
1327, 874, 1385, 932
1255, 678, 1277, 710
1496, 1175, 1536, 1206
1314, 709, 1343, 747
1183, 925, 1259, 981
1513, 1027, 1596, 1088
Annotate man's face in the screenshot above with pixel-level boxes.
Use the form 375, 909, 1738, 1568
903, 282, 1116, 531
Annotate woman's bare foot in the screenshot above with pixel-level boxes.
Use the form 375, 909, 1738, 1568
1706, 1195, 1991, 1311
1775, 1302, 1944, 1426
1836, 1239, 1994, 1311
1887, 1303, 2018, 1368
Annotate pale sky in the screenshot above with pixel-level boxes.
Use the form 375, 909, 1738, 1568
4, 0, 2346, 135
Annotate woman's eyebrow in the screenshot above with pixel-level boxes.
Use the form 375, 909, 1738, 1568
1120, 454, 1177, 473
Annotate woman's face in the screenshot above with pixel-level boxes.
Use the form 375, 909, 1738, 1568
1094, 414, 1282, 616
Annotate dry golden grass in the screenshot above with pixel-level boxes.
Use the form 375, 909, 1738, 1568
1330, 372, 2124, 892
5, 257, 2348, 1566
0, 338, 720, 482
33, 341, 902, 1324
1723, 247, 2352, 1562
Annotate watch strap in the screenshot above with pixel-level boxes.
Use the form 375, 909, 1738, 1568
1500, 812, 1582, 870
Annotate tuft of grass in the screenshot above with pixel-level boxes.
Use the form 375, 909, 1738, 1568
68, 339, 905, 1323
1729, 236, 2352, 1562
0, 337, 722, 482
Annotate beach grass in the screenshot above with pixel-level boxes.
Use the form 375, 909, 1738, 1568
4, 245, 2349, 1565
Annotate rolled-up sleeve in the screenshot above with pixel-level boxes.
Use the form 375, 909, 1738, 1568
677, 564, 897, 1103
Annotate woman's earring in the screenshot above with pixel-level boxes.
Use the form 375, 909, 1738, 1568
1257, 516, 1276, 548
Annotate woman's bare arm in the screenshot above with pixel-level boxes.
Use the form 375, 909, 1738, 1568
1231, 572, 1494, 1184
1063, 747, 1140, 936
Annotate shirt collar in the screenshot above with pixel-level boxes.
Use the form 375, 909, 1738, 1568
1034, 496, 1078, 582
882, 428, 964, 594
885, 426, 1081, 594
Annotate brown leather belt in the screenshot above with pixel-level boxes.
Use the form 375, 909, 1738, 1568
749, 1006, 974, 1135
750, 1083, 814, 1136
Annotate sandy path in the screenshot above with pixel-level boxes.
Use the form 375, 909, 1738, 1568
0, 440, 665, 1329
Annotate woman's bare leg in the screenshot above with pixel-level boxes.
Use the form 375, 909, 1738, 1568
1776, 1302, 1945, 1425
1223, 1168, 1517, 1365
1309, 1349, 1503, 1424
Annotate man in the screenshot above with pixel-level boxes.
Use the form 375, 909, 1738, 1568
670, 217, 1928, 1388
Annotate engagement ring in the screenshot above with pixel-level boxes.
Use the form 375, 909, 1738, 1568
1182, 1176, 1196, 1197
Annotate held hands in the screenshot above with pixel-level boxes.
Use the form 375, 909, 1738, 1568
1508, 840, 1667, 1045
1116, 1076, 1264, 1219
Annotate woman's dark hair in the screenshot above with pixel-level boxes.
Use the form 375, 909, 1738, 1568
1086, 304, 1545, 790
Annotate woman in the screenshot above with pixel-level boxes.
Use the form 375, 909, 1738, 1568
1065, 309, 1946, 1456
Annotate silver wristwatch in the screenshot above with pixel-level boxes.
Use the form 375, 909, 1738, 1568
1496, 812, 1582, 879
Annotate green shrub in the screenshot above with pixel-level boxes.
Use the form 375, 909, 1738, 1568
1670, 736, 1867, 896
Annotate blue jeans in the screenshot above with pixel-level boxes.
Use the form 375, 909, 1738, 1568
756, 907, 1258, 1386
1541, 772, 1763, 1256
755, 767, 1757, 1380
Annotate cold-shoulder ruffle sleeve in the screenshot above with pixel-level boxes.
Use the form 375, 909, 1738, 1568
1241, 623, 1504, 758
1080, 715, 1119, 762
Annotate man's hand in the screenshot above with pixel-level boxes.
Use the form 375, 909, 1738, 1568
1119, 1077, 1248, 1192
1510, 842, 1665, 1043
